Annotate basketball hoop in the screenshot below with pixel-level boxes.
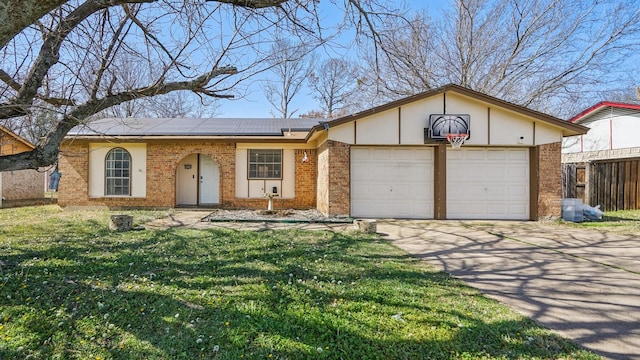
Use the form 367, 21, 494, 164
446, 133, 469, 149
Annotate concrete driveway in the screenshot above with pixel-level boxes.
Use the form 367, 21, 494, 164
378, 220, 640, 360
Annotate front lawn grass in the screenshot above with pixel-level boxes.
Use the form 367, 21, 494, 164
563, 209, 640, 235
1, 206, 598, 359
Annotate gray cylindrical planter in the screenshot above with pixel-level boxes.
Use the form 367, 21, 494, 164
109, 215, 133, 231
354, 219, 377, 233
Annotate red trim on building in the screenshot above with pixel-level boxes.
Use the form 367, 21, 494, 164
570, 101, 640, 123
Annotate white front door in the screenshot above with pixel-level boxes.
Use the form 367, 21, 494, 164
199, 155, 219, 205
351, 146, 434, 219
176, 154, 219, 206
447, 148, 529, 219
176, 154, 198, 206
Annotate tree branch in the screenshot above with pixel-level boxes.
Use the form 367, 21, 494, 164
206, 0, 288, 8
0, 65, 237, 171
0, 0, 154, 120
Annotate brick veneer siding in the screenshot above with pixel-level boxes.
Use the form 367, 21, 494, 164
328, 141, 350, 215
59, 140, 317, 210
536, 142, 562, 219
1, 169, 44, 201
58, 142, 89, 206
316, 142, 329, 214
230, 149, 317, 210
316, 140, 350, 216
294, 149, 317, 207
147, 141, 237, 208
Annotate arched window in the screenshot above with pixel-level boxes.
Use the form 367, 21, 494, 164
105, 148, 131, 196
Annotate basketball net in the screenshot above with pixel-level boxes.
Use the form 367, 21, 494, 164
446, 133, 469, 149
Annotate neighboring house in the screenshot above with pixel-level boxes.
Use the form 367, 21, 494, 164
58, 84, 587, 220
562, 101, 640, 210
0, 125, 45, 208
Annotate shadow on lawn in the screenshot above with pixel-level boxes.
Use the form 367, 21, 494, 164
0, 225, 591, 359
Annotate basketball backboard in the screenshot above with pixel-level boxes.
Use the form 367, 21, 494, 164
425, 114, 471, 141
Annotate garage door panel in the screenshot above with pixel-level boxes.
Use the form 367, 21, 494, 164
393, 186, 419, 199
508, 150, 528, 160
351, 146, 434, 219
392, 148, 433, 161
351, 202, 386, 217
508, 185, 528, 197
412, 165, 432, 176
487, 150, 508, 160
447, 167, 466, 178
351, 148, 371, 161
487, 166, 507, 178
371, 149, 391, 160
447, 150, 464, 160
465, 149, 487, 160
508, 204, 528, 216
486, 185, 507, 197
508, 166, 528, 178
449, 202, 484, 215
414, 185, 433, 199
447, 148, 529, 220
353, 184, 391, 200
487, 204, 508, 216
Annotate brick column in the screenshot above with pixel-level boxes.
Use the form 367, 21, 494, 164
317, 143, 330, 214
294, 149, 317, 208
535, 142, 562, 219
327, 140, 350, 216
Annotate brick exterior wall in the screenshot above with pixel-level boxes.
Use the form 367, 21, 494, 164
58, 142, 89, 206
295, 149, 317, 207
147, 141, 237, 207
1, 169, 44, 200
230, 149, 317, 210
536, 142, 562, 218
316, 142, 329, 214
316, 140, 350, 216
59, 140, 317, 210
327, 141, 350, 216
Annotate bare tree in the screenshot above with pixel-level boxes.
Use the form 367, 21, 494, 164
0, 0, 407, 171
359, 13, 438, 103
308, 58, 358, 118
89, 55, 219, 118
361, 0, 640, 118
262, 38, 315, 118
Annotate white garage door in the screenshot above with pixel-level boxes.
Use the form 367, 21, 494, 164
351, 147, 433, 219
447, 148, 529, 220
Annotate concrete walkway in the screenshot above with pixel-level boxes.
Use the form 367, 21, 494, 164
378, 220, 640, 360
146, 212, 640, 359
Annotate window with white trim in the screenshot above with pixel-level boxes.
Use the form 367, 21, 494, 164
248, 149, 282, 179
105, 148, 131, 196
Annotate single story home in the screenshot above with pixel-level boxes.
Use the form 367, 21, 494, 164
58, 84, 588, 220
0, 125, 46, 208
562, 101, 640, 210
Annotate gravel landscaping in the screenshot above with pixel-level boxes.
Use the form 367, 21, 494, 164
203, 208, 354, 223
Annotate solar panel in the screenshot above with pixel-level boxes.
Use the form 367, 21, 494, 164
68, 117, 324, 136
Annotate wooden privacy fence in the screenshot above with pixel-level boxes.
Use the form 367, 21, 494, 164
563, 158, 640, 211
562, 163, 585, 200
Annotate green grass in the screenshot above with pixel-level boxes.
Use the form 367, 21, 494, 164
563, 209, 640, 235
0, 206, 599, 359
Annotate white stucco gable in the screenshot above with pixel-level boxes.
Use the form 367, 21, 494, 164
312, 84, 586, 147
